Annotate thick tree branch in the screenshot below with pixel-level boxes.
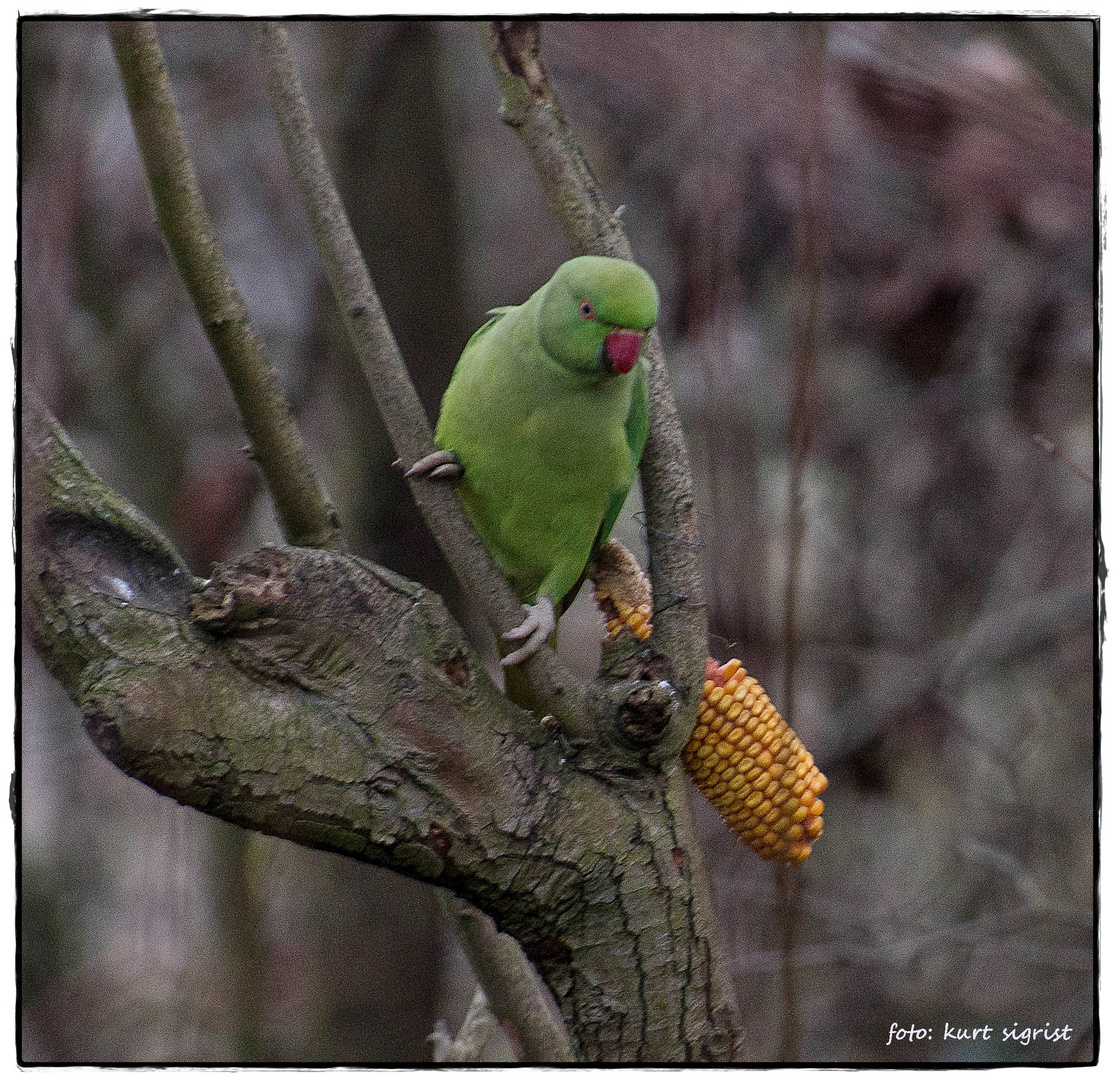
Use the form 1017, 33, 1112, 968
23, 395, 742, 1061
108, 22, 342, 552
481, 21, 708, 759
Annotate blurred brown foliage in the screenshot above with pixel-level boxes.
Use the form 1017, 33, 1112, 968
20, 18, 1094, 1063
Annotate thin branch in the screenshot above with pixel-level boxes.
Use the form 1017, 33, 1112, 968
480, 20, 708, 759
439, 892, 575, 1062
1032, 432, 1092, 485
250, 21, 592, 743
778, 23, 828, 1064
480, 21, 630, 261
107, 21, 342, 552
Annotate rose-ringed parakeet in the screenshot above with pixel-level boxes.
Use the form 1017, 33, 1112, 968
407, 255, 659, 665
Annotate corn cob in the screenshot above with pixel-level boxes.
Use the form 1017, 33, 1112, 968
591, 540, 827, 865
685, 656, 826, 865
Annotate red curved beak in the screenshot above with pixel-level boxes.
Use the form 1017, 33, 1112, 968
603, 330, 645, 374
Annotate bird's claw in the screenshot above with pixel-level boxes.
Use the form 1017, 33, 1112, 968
500, 597, 556, 667
404, 449, 463, 481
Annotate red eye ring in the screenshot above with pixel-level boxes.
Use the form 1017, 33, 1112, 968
579, 300, 595, 320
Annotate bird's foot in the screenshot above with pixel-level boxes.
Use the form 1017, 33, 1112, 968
404, 449, 463, 480
500, 597, 556, 667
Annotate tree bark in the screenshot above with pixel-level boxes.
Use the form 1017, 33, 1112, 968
23, 395, 741, 1062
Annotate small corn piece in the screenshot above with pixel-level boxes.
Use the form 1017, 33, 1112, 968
591, 538, 654, 643
591, 540, 827, 865
683, 657, 826, 865
602, 597, 653, 643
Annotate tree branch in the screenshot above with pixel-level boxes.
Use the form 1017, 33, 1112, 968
777, 23, 829, 1062
108, 22, 342, 552
477, 22, 742, 1056
249, 21, 609, 747
439, 892, 574, 1062
23, 394, 742, 1061
480, 20, 708, 759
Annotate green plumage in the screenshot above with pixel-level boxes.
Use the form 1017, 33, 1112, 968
434, 256, 658, 621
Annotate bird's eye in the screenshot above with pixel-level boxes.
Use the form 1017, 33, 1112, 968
579, 300, 595, 320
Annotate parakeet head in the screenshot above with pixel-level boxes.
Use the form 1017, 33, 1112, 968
538, 256, 659, 376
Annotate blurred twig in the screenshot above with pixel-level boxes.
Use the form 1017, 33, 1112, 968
108, 21, 343, 553
776, 22, 828, 1065
429, 985, 498, 1063
210, 826, 267, 1060
822, 577, 1091, 764
781, 25, 827, 787
1032, 433, 1091, 485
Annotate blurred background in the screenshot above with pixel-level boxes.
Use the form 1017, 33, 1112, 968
20, 17, 1094, 1063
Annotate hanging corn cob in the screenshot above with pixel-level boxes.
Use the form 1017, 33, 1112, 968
591, 539, 827, 865
685, 656, 826, 865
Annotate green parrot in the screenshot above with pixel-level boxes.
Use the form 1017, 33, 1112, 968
407, 255, 659, 666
